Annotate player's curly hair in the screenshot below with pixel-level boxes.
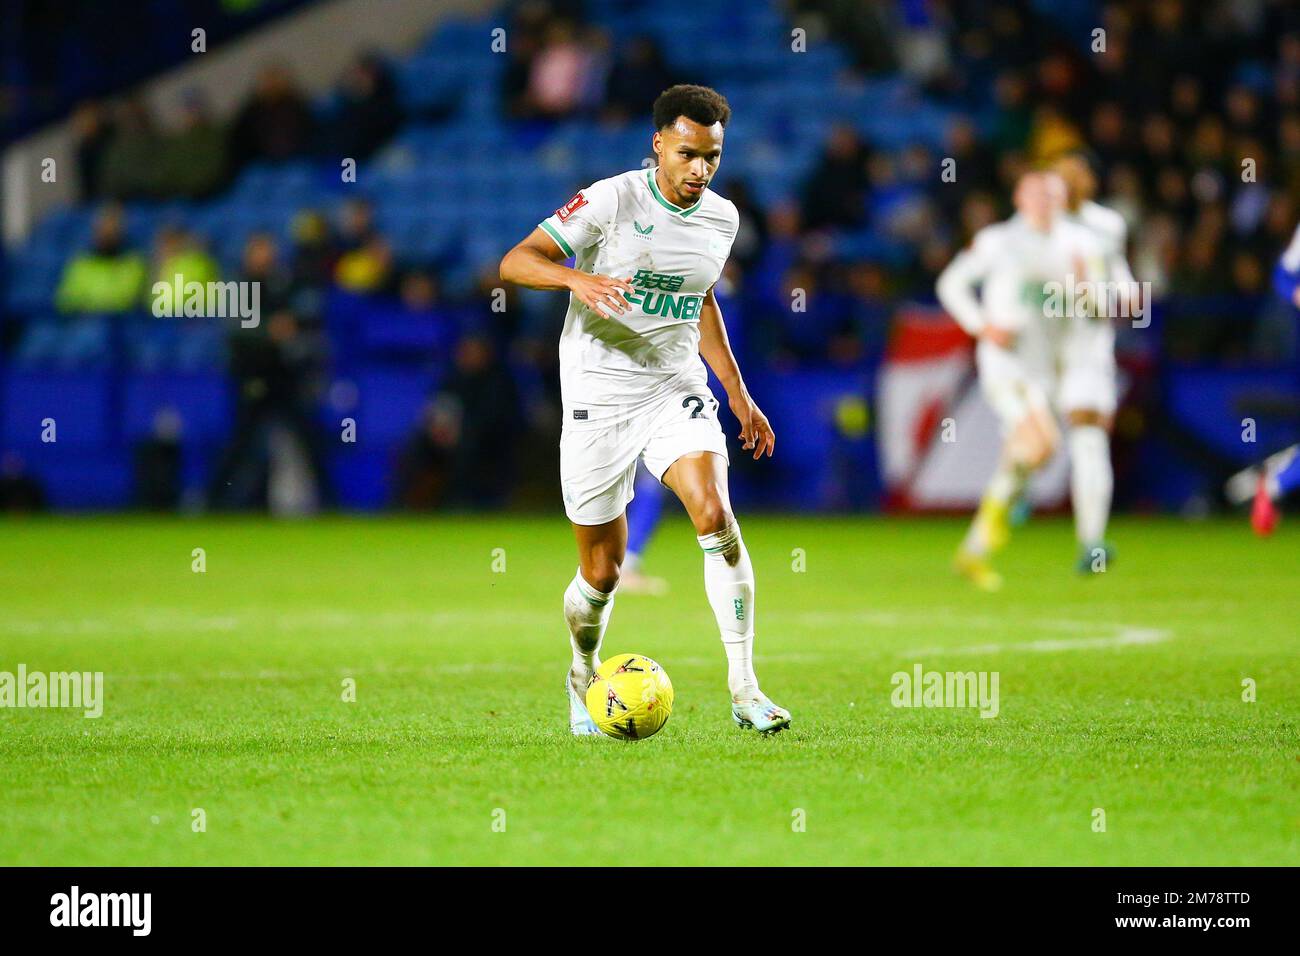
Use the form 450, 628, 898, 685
652, 84, 731, 131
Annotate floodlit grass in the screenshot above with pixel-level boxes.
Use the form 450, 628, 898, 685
1, 514, 1296, 865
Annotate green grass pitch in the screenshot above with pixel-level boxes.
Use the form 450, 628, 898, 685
1, 514, 1296, 866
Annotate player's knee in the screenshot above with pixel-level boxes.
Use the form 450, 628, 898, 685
690, 494, 732, 537
583, 561, 621, 594
1010, 425, 1054, 470
1068, 408, 1110, 430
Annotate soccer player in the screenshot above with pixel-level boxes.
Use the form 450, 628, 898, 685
937, 171, 1102, 590
1224, 219, 1300, 534
498, 84, 791, 735
1054, 154, 1132, 570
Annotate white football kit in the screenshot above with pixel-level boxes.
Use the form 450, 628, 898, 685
538, 167, 740, 525
1058, 199, 1131, 416
936, 213, 1105, 427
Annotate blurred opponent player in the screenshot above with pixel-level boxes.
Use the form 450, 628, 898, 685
621, 466, 670, 595
1053, 154, 1134, 570
937, 171, 1102, 590
1224, 218, 1300, 534
498, 85, 790, 734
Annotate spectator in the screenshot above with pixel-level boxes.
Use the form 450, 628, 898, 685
160, 89, 229, 198
502, 0, 553, 118
70, 99, 114, 201
54, 205, 147, 314
229, 64, 316, 169
396, 394, 461, 510
435, 334, 522, 508
327, 52, 403, 160
333, 198, 393, 293
151, 225, 220, 296
989, 70, 1032, 152
100, 97, 164, 199
336, 197, 378, 252
288, 210, 338, 323
724, 179, 770, 279
209, 233, 329, 511
602, 36, 676, 122
801, 124, 873, 232
524, 20, 601, 119
335, 236, 393, 294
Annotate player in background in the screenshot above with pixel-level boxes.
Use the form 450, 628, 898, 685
937, 172, 1101, 590
1053, 154, 1132, 571
498, 85, 790, 735
621, 467, 670, 595
1224, 219, 1300, 534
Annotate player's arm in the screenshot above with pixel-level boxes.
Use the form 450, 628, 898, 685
1102, 218, 1137, 317
1273, 223, 1300, 309
498, 227, 635, 315
936, 233, 1013, 348
698, 285, 774, 459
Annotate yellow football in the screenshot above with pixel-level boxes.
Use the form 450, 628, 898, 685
585, 653, 674, 740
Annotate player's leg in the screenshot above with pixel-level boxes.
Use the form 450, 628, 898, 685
560, 424, 639, 735
1227, 444, 1299, 536
1066, 407, 1115, 569
957, 380, 1058, 590
660, 450, 790, 732
621, 464, 669, 595
567, 514, 626, 675
1059, 350, 1118, 569
561, 515, 626, 736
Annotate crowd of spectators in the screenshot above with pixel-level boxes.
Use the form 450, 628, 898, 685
71, 53, 401, 203
784, 0, 1300, 360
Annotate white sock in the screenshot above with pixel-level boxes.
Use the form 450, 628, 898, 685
563, 570, 615, 687
1069, 425, 1113, 547
698, 521, 759, 700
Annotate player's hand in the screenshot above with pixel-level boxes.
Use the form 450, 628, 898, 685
568, 272, 636, 317
731, 392, 775, 459
981, 326, 1016, 349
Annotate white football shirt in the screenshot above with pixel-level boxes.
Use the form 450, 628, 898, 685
936, 213, 1105, 375
538, 166, 740, 416
1070, 199, 1133, 287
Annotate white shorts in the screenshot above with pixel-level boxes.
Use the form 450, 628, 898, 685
1057, 322, 1117, 416
976, 339, 1054, 431
559, 376, 729, 525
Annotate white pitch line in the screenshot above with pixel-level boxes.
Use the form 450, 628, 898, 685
900, 626, 1172, 657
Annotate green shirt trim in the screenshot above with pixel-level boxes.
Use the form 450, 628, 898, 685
646, 168, 703, 218
539, 220, 575, 258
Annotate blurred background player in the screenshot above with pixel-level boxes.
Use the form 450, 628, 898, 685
1053, 153, 1134, 570
937, 172, 1101, 590
1226, 218, 1300, 534
621, 465, 670, 596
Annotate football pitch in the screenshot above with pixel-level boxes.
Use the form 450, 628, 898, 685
1, 515, 1296, 867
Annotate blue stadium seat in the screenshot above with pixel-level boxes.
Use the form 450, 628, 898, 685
2, 370, 115, 448
350, 365, 438, 445
122, 372, 232, 444
20, 448, 133, 510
